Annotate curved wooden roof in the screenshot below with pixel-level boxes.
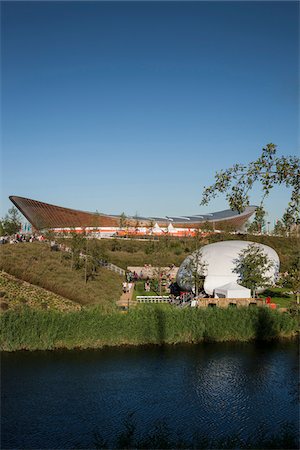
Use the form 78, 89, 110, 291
9, 195, 256, 231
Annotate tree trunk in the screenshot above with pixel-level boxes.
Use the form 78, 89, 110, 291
85, 256, 87, 284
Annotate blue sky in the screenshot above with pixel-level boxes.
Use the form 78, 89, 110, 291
1, 1, 299, 226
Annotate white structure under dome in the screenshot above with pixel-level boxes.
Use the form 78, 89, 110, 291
176, 240, 280, 296
214, 282, 251, 299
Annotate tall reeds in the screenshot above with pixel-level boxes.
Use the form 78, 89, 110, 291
1, 306, 297, 351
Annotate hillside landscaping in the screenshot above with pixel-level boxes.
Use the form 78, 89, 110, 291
0, 242, 122, 310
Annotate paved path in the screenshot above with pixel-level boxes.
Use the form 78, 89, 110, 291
117, 282, 136, 308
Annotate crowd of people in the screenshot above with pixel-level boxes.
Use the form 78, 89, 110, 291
0, 233, 44, 245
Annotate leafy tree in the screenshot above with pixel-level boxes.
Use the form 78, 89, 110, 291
272, 219, 287, 237
201, 221, 213, 232
180, 249, 207, 296
69, 230, 86, 270
0, 221, 5, 236
119, 212, 129, 238
119, 212, 127, 230
201, 144, 300, 227
91, 210, 101, 232
192, 226, 202, 249
0, 207, 22, 236
233, 244, 274, 297
246, 205, 266, 234
44, 229, 55, 243
151, 244, 168, 295
148, 219, 154, 235
282, 255, 300, 304
134, 213, 140, 232
86, 239, 108, 277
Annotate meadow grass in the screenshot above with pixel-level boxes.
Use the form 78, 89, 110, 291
78, 233, 299, 272
0, 271, 81, 312
261, 287, 296, 308
0, 243, 122, 310
132, 280, 159, 299
1, 305, 297, 351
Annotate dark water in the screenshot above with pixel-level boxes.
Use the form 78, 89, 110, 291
1, 341, 299, 449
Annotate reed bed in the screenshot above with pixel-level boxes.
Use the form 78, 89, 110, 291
1, 305, 297, 351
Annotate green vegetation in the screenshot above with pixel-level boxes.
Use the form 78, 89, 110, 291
0, 206, 22, 236
0, 271, 80, 312
132, 281, 158, 300
0, 236, 298, 306
261, 286, 298, 308
0, 237, 298, 352
201, 143, 299, 227
58, 233, 299, 273
0, 243, 122, 310
233, 243, 274, 297
246, 205, 266, 234
90, 415, 297, 449
1, 305, 297, 351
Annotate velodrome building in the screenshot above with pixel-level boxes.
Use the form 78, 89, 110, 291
10, 195, 256, 237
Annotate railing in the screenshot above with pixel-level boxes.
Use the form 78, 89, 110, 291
136, 296, 170, 303
57, 243, 126, 276
97, 259, 125, 276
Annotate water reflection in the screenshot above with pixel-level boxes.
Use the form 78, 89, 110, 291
1, 341, 298, 449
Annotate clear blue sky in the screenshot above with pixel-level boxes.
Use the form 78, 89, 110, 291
1, 1, 299, 226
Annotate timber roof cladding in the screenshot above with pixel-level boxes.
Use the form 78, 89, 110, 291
9, 196, 256, 230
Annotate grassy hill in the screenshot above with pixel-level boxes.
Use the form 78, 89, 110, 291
0, 243, 123, 311
0, 271, 81, 312
0, 237, 298, 351
59, 233, 299, 272
0, 234, 298, 311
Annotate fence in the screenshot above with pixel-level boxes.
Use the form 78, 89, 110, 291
98, 259, 126, 276
136, 296, 170, 303
58, 243, 126, 277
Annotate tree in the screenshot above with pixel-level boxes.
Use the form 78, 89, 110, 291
86, 239, 108, 280
233, 244, 274, 297
201, 144, 300, 227
151, 245, 166, 296
69, 229, 86, 270
0, 221, 5, 236
246, 205, 266, 234
119, 212, 127, 230
134, 213, 140, 233
180, 249, 207, 296
0, 207, 22, 236
272, 219, 287, 237
119, 212, 129, 238
282, 255, 300, 304
148, 219, 154, 236
201, 221, 213, 232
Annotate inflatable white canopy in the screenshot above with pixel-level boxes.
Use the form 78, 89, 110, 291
177, 240, 280, 296
214, 282, 251, 299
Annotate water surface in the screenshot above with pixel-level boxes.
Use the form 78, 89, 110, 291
1, 341, 299, 448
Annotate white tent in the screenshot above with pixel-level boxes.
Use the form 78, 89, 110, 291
167, 222, 176, 233
152, 222, 163, 234
214, 282, 251, 299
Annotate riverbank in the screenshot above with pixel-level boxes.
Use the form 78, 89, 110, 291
1, 305, 298, 351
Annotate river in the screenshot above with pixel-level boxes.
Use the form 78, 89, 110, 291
1, 341, 299, 449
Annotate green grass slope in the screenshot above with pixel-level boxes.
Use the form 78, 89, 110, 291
0, 243, 122, 310
0, 271, 80, 312
61, 234, 299, 272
